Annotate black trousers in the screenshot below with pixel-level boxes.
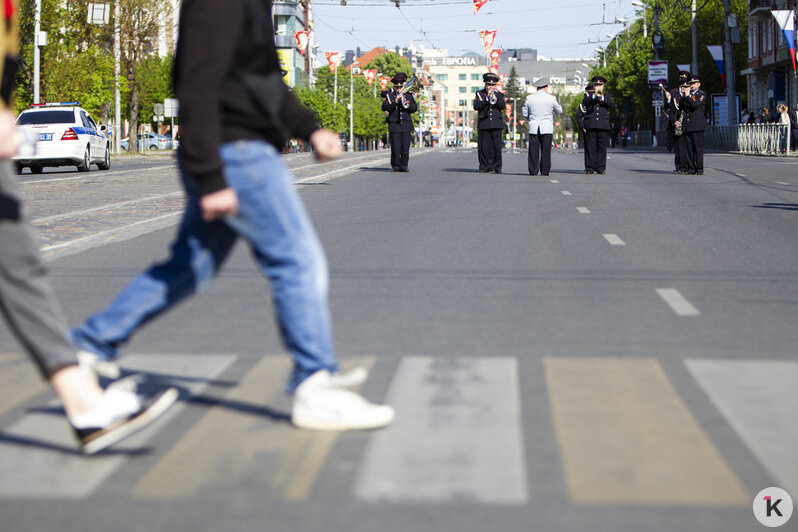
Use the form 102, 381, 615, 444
478, 128, 503, 172
584, 129, 608, 173
389, 131, 412, 171
528, 132, 553, 176
673, 133, 685, 171
682, 130, 704, 174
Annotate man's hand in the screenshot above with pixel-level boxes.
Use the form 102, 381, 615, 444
310, 129, 342, 162
200, 187, 238, 221
0, 111, 19, 160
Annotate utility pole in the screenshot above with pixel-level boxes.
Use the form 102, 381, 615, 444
350, 62, 359, 152
114, 0, 121, 154
33, 0, 41, 103
691, 0, 698, 74
723, 0, 737, 125
302, 0, 310, 81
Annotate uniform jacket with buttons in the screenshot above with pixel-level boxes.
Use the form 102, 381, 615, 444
581, 93, 614, 131
473, 90, 506, 130
680, 89, 707, 132
663, 88, 681, 126
382, 89, 417, 133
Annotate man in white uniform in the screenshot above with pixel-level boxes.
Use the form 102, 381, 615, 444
522, 80, 562, 176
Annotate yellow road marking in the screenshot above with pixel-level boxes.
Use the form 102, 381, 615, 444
544, 358, 748, 506
133, 356, 374, 501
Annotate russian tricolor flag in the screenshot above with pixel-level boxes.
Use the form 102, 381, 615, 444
706, 45, 725, 88
772, 10, 796, 71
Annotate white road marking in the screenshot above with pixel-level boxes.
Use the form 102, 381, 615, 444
656, 288, 700, 316
355, 356, 529, 504
18, 165, 176, 185
561, 190, 572, 196
33, 192, 183, 224
550, 179, 559, 183
0, 354, 237, 498
576, 207, 591, 214
686, 359, 798, 499
775, 181, 791, 185
602, 233, 626, 246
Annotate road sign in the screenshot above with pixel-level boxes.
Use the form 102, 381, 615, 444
652, 100, 664, 109
652, 90, 663, 101
154, 103, 164, 116
164, 98, 179, 118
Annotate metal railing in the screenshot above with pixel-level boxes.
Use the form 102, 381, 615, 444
705, 124, 791, 156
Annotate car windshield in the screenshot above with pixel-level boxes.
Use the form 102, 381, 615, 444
17, 110, 75, 125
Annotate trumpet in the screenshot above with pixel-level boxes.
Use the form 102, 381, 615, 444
594, 85, 604, 97
488, 87, 498, 105
397, 74, 421, 108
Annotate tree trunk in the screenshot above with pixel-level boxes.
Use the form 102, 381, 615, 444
128, 83, 139, 154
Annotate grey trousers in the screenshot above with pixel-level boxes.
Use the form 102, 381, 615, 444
0, 161, 76, 378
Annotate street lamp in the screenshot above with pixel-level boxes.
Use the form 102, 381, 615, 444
350, 62, 359, 152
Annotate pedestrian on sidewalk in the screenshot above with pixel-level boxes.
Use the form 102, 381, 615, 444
70, 0, 394, 431
522, 79, 562, 176
0, 0, 176, 455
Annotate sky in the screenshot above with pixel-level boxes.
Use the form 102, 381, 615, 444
311, 0, 641, 62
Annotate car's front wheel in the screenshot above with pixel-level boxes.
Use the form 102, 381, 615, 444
98, 145, 111, 170
77, 146, 91, 172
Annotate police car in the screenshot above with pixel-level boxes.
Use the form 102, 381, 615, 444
13, 102, 111, 174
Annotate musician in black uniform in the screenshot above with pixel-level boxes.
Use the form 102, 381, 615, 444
679, 74, 707, 175
382, 72, 417, 172
473, 72, 506, 173
581, 75, 614, 174
576, 84, 592, 173
663, 70, 691, 174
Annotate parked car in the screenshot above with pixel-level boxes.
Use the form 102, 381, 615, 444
13, 102, 110, 174
120, 132, 173, 151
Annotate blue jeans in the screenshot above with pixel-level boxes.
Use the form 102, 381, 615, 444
71, 141, 338, 391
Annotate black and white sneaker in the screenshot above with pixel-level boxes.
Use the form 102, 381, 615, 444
71, 386, 178, 455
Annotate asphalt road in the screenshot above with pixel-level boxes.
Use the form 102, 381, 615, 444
1, 147, 797, 532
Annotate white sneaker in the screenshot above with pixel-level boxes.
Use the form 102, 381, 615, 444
328, 366, 368, 388
77, 350, 121, 381
292, 370, 394, 431
70, 386, 178, 455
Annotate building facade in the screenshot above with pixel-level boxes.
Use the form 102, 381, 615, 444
273, 0, 312, 87
744, 0, 797, 116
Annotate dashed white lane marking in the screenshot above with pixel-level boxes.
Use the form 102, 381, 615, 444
656, 288, 700, 316
550, 179, 559, 183
355, 356, 529, 504
576, 207, 591, 214
561, 191, 572, 196
602, 233, 625, 246
775, 181, 791, 185
734, 173, 747, 178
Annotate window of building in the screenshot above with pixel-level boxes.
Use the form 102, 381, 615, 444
459, 100, 467, 106
471, 86, 480, 93
459, 86, 467, 93
437, 73, 448, 81
749, 21, 757, 58
459, 73, 467, 80
471, 73, 481, 80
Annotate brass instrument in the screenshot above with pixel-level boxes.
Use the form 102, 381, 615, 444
488, 86, 498, 105
594, 85, 604, 98
397, 74, 420, 108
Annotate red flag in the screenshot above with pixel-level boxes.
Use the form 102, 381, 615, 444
497, 73, 507, 92
379, 76, 391, 91
489, 48, 501, 70
364, 69, 378, 86
293, 31, 310, 56
474, 0, 489, 14
325, 51, 341, 73
478, 30, 497, 54
487, 65, 498, 74
505, 102, 512, 118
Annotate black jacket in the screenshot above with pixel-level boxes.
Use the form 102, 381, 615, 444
663, 88, 681, 126
382, 89, 417, 132
575, 103, 586, 131
582, 93, 613, 130
174, 0, 319, 195
474, 90, 506, 130
680, 89, 707, 132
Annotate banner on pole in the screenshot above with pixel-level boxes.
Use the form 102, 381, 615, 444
364, 69, 378, 86
479, 30, 497, 54
325, 51, 341, 73
293, 31, 310, 56
489, 48, 501, 70
647, 60, 668, 88
379, 76, 391, 91
772, 10, 796, 71
474, 0, 490, 14
706, 45, 725, 87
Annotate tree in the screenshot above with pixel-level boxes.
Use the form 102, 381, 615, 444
135, 54, 174, 130
504, 66, 528, 147
585, 0, 748, 131
363, 52, 413, 80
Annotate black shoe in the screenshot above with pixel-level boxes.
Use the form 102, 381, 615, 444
529, 172, 538, 176
597, 170, 605, 175
73, 387, 178, 455
494, 169, 502, 174
584, 169, 593, 174
696, 171, 703, 175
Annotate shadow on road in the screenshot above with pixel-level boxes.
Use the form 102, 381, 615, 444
753, 203, 798, 211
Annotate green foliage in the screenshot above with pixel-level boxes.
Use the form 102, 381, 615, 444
135, 55, 174, 123
586, 0, 748, 128
363, 53, 413, 79
294, 86, 347, 132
